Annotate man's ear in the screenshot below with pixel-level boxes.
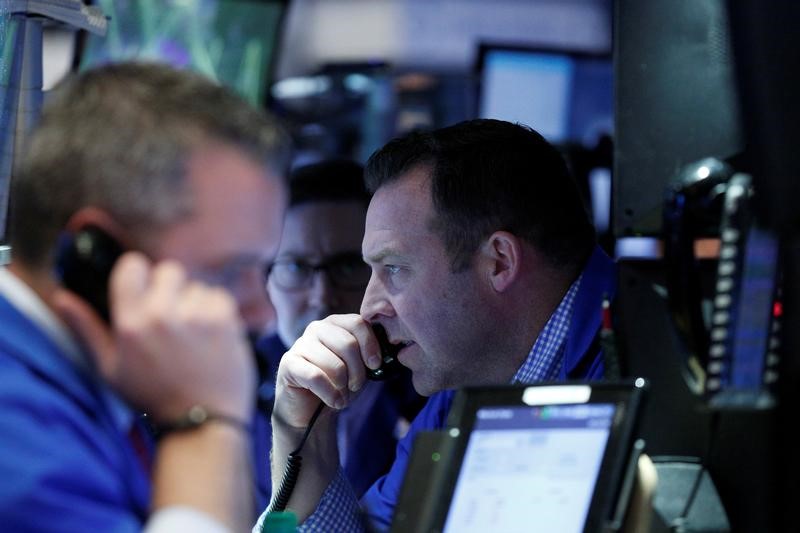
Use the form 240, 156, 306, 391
65, 207, 128, 246
480, 231, 522, 293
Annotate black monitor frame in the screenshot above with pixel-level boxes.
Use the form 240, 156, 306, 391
391, 381, 647, 533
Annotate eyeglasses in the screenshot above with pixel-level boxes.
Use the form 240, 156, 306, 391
190, 258, 266, 301
266, 252, 371, 291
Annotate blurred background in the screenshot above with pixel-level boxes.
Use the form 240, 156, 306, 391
38, 0, 616, 250
3, 0, 800, 530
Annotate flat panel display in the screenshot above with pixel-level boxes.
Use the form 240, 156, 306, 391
79, 0, 287, 106
478, 44, 613, 146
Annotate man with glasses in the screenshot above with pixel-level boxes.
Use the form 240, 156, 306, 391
253, 160, 423, 510
0, 63, 290, 532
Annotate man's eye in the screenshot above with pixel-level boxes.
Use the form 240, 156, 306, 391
285, 262, 308, 274
385, 264, 402, 275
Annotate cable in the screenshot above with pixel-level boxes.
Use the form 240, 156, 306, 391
267, 400, 326, 513
600, 293, 622, 380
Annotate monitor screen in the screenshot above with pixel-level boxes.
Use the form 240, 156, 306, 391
390, 383, 646, 533
705, 221, 781, 409
443, 403, 615, 533
79, 0, 287, 106
477, 45, 613, 146
729, 226, 779, 389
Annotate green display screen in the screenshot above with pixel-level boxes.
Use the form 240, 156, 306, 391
80, 0, 286, 106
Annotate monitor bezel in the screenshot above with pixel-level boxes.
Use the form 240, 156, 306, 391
433, 381, 646, 533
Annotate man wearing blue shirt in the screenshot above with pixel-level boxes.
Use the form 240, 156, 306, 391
0, 63, 291, 532
258, 119, 616, 531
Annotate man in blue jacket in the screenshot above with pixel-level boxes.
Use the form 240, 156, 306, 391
0, 63, 291, 532
257, 119, 616, 531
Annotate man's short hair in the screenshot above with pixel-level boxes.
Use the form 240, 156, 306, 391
288, 159, 369, 208
364, 119, 596, 272
9, 62, 292, 269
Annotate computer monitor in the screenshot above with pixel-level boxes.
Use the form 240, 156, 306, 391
476, 43, 613, 147
78, 0, 288, 106
391, 382, 646, 533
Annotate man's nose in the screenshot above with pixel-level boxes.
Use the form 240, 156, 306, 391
360, 274, 393, 320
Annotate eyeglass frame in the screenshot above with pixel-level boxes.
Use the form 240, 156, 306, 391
265, 252, 371, 291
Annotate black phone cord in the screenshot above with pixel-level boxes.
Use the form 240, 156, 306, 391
266, 400, 326, 514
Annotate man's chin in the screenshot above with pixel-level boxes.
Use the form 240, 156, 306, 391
410, 374, 440, 398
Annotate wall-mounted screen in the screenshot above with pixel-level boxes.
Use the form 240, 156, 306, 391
79, 0, 288, 106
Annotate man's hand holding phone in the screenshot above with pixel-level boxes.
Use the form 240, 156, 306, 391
269, 313, 396, 521
53, 251, 260, 529
53, 251, 255, 424
273, 314, 384, 428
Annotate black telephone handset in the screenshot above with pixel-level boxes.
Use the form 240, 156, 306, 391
367, 324, 403, 381
664, 160, 782, 405
56, 226, 124, 323
663, 158, 734, 391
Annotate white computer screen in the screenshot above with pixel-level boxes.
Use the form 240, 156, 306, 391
443, 403, 615, 533
478, 48, 613, 146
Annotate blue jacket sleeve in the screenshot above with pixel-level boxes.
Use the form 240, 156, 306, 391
0, 355, 148, 532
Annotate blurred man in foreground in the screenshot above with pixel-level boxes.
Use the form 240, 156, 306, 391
0, 62, 291, 532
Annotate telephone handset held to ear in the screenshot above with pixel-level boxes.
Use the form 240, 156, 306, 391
269, 323, 403, 514
56, 226, 124, 323
367, 323, 403, 380
57, 227, 281, 405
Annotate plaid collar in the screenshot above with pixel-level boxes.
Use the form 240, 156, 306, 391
511, 274, 583, 384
